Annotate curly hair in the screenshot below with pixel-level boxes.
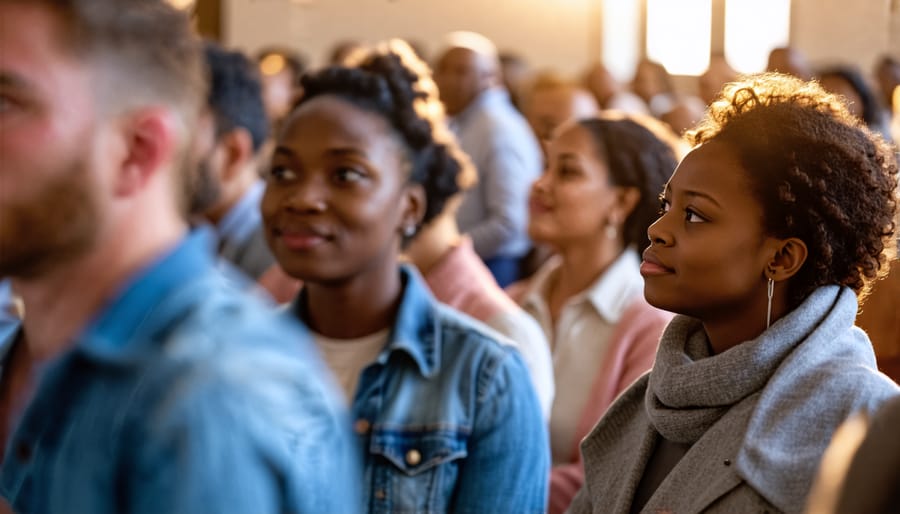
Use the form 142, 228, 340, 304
687, 72, 899, 306
294, 40, 475, 230
578, 114, 679, 254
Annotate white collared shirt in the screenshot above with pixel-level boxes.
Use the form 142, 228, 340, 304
520, 250, 644, 463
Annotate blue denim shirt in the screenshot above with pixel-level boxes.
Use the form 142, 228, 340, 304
0, 230, 361, 514
292, 266, 550, 513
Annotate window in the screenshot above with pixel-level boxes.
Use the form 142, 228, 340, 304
601, 0, 642, 82
645, 0, 711, 76
725, 0, 791, 73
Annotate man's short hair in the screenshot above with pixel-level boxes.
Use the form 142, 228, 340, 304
204, 42, 269, 152
11, 0, 206, 125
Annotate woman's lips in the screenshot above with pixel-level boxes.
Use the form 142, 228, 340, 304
276, 227, 330, 251
528, 197, 552, 214
640, 249, 674, 276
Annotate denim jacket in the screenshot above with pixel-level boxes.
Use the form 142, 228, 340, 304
0, 230, 361, 514
292, 265, 549, 513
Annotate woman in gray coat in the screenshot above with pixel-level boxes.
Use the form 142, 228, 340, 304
568, 73, 900, 514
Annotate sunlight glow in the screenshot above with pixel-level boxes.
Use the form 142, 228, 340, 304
725, 0, 791, 73
646, 0, 711, 76
602, 0, 641, 83
166, 0, 195, 10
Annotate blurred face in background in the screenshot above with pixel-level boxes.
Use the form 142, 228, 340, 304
528, 123, 621, 251
434, 47, 489, 116
526, 85, 599, 142
819, 74, 864, 120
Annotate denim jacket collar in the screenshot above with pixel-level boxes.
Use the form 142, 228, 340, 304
75, 229, 218, 365
293, 264, 441, 379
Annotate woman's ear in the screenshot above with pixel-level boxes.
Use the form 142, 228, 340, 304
614, 186, 642, 223
766, 237, 808, 281
400, 183, 427, 233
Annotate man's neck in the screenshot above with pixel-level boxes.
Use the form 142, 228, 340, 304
205, 167, 259, 226
13, 217, 186, 362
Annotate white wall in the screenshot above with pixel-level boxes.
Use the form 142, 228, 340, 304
224, 0, 596, 74
223, 0, 899, 84
791, 0, 895, 75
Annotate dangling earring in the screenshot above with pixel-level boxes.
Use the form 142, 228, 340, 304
605, 223, 617, 240
766, 277, 775, 329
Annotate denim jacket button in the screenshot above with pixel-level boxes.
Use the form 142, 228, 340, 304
374, 489, 386, 500
354, 419, 370, 434
405, 449, 421, 466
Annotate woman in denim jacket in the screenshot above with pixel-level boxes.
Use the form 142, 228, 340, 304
261, 40, 549, 513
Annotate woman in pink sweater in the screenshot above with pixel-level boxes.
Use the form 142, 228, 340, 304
509, 113, 678, 513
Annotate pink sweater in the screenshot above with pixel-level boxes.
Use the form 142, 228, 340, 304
424, 239, 555, 417
424, 238, 516, 321
547, 299, 670, 513
508, 280, 672, 514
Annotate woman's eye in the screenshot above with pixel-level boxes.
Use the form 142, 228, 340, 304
268, 165, 298, 181
685, 208, 706, 223
558, 165, 580, 178
334, 167, 365, 183
658, 197, 671, 215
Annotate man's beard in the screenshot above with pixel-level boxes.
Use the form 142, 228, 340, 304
186, 156, 222, 217
0, 156, 101, 279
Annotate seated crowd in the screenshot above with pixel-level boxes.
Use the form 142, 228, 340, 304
0, 1, 899, 513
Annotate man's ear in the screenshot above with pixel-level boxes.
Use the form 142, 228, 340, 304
766, 237, 808, 281
220, 127, 255, 182
116, 107, 179, 197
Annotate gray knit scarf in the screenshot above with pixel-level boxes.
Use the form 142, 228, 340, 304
645, 287, 842, 445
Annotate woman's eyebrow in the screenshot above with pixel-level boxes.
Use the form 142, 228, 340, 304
683, 189, 721, 208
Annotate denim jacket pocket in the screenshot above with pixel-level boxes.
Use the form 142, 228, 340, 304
368, 428, 468, 513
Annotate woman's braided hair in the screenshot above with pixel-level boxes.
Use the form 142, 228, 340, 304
294, 40, 475, 228
688, 72, 899, 306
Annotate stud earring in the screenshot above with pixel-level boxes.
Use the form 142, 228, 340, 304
403, 225, 416, 237
766, 276, 775, 329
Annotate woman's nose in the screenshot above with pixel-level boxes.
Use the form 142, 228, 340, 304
647, 215, 672, 246
285, 176, 327, 214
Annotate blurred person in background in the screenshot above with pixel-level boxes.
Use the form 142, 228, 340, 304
523, 71, 599, 143
509, 113, 676, 514
402, 113, 555, 419
766, 46, 814, 80
0, 1, 359, 512
583, 62, 649, 115
806, 395, 900, 514
194, 42, 276, 280
327, 39, 364, 66
874, 55, 899, 114
819, 65, 893, 140
699, 53, 737, 106
434, 30, 543, 287
631, 58, 705, 135
499, 50, 530, 112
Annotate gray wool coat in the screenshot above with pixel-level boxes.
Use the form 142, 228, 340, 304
567, 286, 900, 514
